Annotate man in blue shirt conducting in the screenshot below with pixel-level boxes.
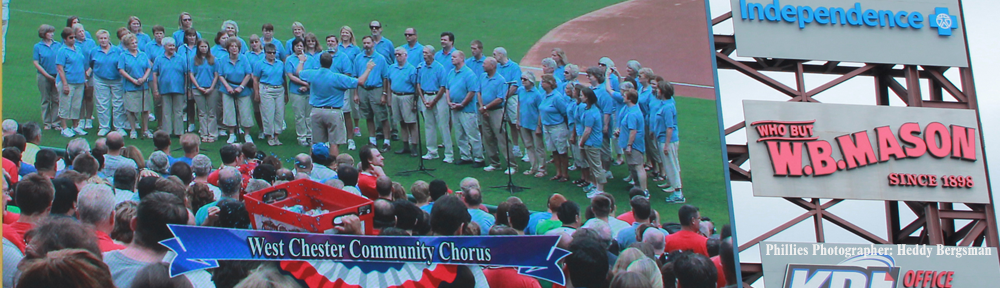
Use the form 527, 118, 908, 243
301, 51, 377, 157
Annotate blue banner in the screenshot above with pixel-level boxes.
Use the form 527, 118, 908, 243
161, 225, 571, 285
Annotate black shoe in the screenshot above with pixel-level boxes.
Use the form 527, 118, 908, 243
394, 146, 410, 154
391, 133, 399, 141
456, 159, 474, 165
410, 144, 420, 157
471, 161, 486, 168
381, 143, 391, 152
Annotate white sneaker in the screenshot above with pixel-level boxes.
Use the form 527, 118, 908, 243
244, 134, 254, 143
144, 130, 154, 139
586, 190, 602, 199
606, 170, 614, 179
443, 156, 454, 164
149, 114, 156, 122
219, 129, 228, 136
61, 128, 76, 138
85, 119, 94, 129
348, 139, 357, 150
130, 130, 138, 139
188, 124, 197, 132
97, 128, 110, 137
422, 152, 439, 160
568, 165, 577, 171
521, 154, 530, 162
513, 149, 523, 158
483, 165, 498, 172
504, 167, 516, 175
623, 175, 633, 182
258, 132, 265, 140
74, 127, 88, 136
227, 134, 237, 144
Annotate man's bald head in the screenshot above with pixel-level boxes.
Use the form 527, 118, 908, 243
294, 153, 312, 173
106, 131, 125, 151
642, 228, 666, 255
376, 176, 392, 198
463, 188, 483, 207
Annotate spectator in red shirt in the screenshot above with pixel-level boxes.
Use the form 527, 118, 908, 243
2, 173, 55, 252
207, 144, 251, 191
77, 183, 126, 252
664, 204, 708, 257
357, 145, 384, 199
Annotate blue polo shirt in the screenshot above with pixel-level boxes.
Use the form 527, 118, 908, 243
135, 33, 152, 49
90, 46, 123, 81
618, 105, 645, 153
306, 51, 351, 75
75, 38, 96, 63
479, 72, 506, 108
464, 56, 485, 77
172, 30, 202, 47
373, 37, 394, 65
638, 86, 653, 116
118, 50, 151, 91
234, 37, 249, 54
539, 90, 570, 126
517, 86, 542, 130
285, 37, 298, 59
582, 106, 604, 147
389, 63, 417, 94
189, 57, 217, 89
434, 47, 455, 72
210, 45, 229, 63
353, 51, 389, 88
56, 46, 87, 84
33, 41, 63, 75
446, 66, 478, 114
594, 84, 616, 116
285, 54, 310, 94
179, 44, 196, 61
416, 61, 446, 93
400, 42, 423, 67
261, 38, 285, 61
218, 54, 254, 97
246, 51, 265, 71
571, 102, 584, 135
660, 100, 679, 143
152, 53, 188, 94
497, 60, 522, 89
338, 44, 361, 74
254, 59, 285, 86
299, 69, 358, 108
609, 75, 621, 92
144, 42, 164, 63
554, 65, 565, 81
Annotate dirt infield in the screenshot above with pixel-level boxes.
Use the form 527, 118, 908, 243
521, 0, 717, 100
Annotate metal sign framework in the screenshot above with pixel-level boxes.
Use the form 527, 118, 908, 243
711, 6, 998, 286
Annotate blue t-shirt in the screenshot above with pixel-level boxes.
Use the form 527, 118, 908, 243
517, 87, 542, 130
464, 56, 485, 78
299, 69, 359, 108
56, 46, 87, 84
189, 57, 217, 89
254, 59, 285, 86
479, 73, 507, 108
307, 51, 352, 75
660, 100, 680, 143
261, 38, 285, 62
118, 50, 151, 91
468, 209, 495, 235
152, 53, 188, 94
353, 52, 389, 88
526, 212, 552, 235
594, 83, 616, 116
373, 37, 395, 65
33, 41, 64, 75
210, 45, 229, 63
446, 66, 479, 114
74, 38, 97, 65
539, 90, 570, 126
218, 54, 254, 97
284, 54, 310, 94
618, 105, 645, 153
497, 60, 522, 89
143, 42, 164, 63
246, 51, 266, 71
434, 48, 455, 72
135, 32, 152, 49
416, 61, 446, 93
638, 86, 653, 116
388, 63, 417, 94
90, 46, 123, 81
582, 106, 604, 147
338, 44, 361, 74
400, 42, 423, 67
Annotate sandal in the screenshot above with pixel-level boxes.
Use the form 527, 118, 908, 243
523, 169, 537, 175
557, 177, 570, 182
534, 171, 547, 178
572, 179, 586, 185
550, 175, 561, 181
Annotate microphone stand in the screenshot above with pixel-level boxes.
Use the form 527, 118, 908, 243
397, 65, 435, 178
490, 81, 529, 194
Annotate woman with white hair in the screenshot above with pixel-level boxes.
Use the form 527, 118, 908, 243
517, 71, 544, 177
221, 20, 247, 54
151, 36, 187, 137
117, 33, 153, 139
626, 258, 664, 288
559, 63, 580, 97
89, 29, 125, 136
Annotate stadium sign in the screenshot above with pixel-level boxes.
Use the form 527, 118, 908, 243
729, 0, 968, 67
760, 242, 999, 288
743, 100, 988, 203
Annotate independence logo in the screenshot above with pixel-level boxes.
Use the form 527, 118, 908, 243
737, 0, 958, 36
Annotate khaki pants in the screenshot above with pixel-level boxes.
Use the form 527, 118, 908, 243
160, 93, 185, 135
519, 127, 545, 172
58, 83, 84, 120
290, 92, 312, 141
423, 97, 452, 158
37, 74, 59, 126
311, 107, 347, 145
481, 109, 514, 168
452, 111, 482, 162
583, 146, 606, 184
193, 88, 219, 137
664, 141, 681, 188
223, 94, 254, 128
94, 77, 125, 130
260, 85, 285, 136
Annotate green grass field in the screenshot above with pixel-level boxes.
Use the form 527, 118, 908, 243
2, 0, 730, 237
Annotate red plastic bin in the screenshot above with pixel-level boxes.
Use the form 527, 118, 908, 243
244, 179, 374, 235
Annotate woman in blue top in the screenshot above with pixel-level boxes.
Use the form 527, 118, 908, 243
254, 43, 287, 146
247, 34, 266, 138
285, 39, 312, 146
577, 87, 606, 197
218, 38, 255, 144
33, 24, 62, 129
285, 22, 306, 60
151, 37, 187, 137
189, 39, 218, 143
117, 33, 152, 139
180, 28, 200, 133
73, 23, 97, 131
55, 27, 87, 138
566, 83, 588, 186
639, 68, 666, 187
211, 31, 231, 137
127, 16, 152, 49
222, 20, 247, 55
90, 29, 124, 135
303, 33, 321, 58
517, 71, 544, 177
538, 74, 570, 182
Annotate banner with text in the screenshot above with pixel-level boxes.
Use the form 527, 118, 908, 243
160, 225, 571, 285
743, 100, 988, 203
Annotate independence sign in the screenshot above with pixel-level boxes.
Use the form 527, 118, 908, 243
729, 0, 968, 67
743, 100, 988, 203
